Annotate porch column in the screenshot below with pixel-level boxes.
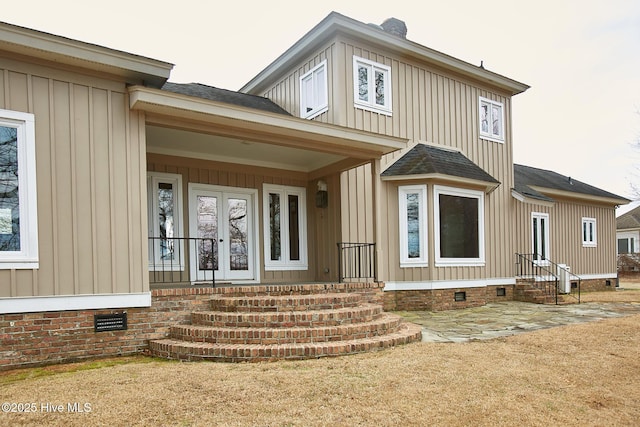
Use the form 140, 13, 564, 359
371, 158, 384, 282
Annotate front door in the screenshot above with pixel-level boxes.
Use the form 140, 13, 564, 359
189, 184, 257, 282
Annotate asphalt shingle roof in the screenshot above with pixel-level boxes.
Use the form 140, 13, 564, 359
514, 164, 628, 203
162, 82, 291, 115
617, 205, 640, 229
381, 144, 499, 184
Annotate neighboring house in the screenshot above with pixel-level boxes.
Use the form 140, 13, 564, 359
616, 205, 640, 254
0, 12, 627, 368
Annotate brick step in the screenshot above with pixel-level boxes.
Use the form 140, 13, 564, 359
209, 292, 362, 312
149, 322, 423, 362
191, 304, 384, 328
170, 313, 403, 345
209, 283, 383, 298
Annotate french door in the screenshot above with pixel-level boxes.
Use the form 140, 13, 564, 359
188, 184, 257, 282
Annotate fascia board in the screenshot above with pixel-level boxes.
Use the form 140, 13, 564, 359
528, 185, 629, 206
0, 21, 172, 86
241, 12, 529, 96
129, 86, 407, 156
381, 172, 499, 193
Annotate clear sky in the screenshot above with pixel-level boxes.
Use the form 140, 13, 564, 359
4, 0, 640, 206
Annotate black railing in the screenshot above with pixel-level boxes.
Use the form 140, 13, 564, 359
337, 242, 376, 282
515, 253, 581, 304
148, 237, 215, 287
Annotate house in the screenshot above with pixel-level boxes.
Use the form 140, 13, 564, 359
616, 205, 640, 273
0, 12, 627, 368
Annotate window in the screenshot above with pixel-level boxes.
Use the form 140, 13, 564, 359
582, 217, 597, 247
353, 56, 392, 115
399, 185, 427, 267
479, 97, 504, 142
263, 184, 307, 270
148, 172, 184, 270
434, 186, 484, 266
618, 237, 635, 254
0, 109, 38, 269
300, 60, 328, 119
532, 212, 550, 263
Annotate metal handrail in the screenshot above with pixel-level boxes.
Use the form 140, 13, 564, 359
148, 237, 215, 287
337, 242, 376, 282
515, 253, 581, 304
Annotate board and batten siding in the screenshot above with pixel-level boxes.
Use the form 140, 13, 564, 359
0, 59, 148, 298
252, 34, 517, 283
514, 198, 618, 276
147, 153, 344, 283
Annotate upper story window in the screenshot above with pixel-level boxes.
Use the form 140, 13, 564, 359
300, 60, 328, 119
0, 109, 38, 269
148, 172, 184, 270
582, 217, 597, 247
479, 97, 504, 142
399, 185, 428, 267
353, 56, 392, 115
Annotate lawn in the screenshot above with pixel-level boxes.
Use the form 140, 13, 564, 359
1, 286, 639, 426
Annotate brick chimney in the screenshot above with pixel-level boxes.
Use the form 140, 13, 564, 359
381, 17, 407, 38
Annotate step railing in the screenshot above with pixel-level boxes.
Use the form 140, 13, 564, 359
148, 237, 216, 287
337, 242, 376, 283
515, 253, 581, 304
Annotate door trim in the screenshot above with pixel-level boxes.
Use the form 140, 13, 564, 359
188, 183, 260, 284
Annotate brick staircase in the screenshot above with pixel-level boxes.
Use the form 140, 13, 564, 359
149, 283, 422, 362
514, 279, 569, 304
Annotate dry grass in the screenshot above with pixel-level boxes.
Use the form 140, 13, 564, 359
1, 284, 639, 427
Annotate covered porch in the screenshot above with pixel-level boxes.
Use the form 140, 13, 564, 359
129, 84, 406, 287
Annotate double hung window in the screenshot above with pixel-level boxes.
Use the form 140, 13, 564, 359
582, 217, 596, 247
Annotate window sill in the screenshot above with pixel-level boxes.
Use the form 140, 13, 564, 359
435, 259, 485, 267
480, 135, 505, 144
302, 105, 328, 120
354, 102, 392, 116
400, 261, 428, 268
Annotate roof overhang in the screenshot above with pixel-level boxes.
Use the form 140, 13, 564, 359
511, 189, 555, 207
129, 86, 407, 174
241, 12, 529, 96
383, 173, 499, 193
0, 21, 172, 87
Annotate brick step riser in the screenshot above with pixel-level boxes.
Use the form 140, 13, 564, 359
192, 305, 384, 328
169, 318, 403, 344
209, 294, 363, 313
149, 324, 423, 363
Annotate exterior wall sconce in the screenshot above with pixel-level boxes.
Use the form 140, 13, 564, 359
316, 179, 328, 208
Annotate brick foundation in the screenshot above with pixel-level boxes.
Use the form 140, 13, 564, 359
579, 278, 616, 293
383, 285, 514, 311
0, 283, 383, 371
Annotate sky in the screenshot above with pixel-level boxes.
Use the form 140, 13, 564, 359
4, 0, 640, 212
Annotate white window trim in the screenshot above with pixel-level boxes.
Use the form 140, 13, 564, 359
0, 109, 38, 269
582, 217, 597, 247
300, 60, 328, 120
353, 56, 392, 115
147, 171, 184, 271
263, 184, 308, 271
398, 185, 428, 267
434, 185, 485, 267
479, 96, 505, 143
532, 212, 550, 264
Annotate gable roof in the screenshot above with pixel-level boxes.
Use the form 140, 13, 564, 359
617, 205, 640, 230
514, 164, 629, 205
241, 12, 529, 96
162, 82, 290, 115
381, 144, 499, 190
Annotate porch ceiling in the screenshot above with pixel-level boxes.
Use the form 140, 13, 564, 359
146, 125, 346, 173
130, 85, 408, 176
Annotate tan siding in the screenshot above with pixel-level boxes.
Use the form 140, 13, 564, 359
514, 199, 618, 276
0, 58, 147, 298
